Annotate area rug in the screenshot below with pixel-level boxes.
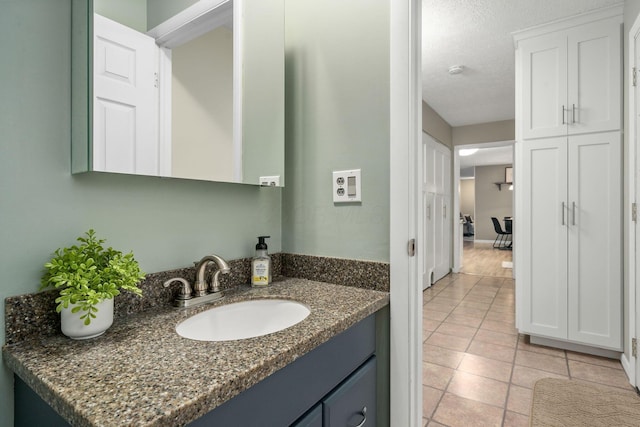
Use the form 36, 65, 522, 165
530, 378, 640, 426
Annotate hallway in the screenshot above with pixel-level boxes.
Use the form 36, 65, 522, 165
422, 273, 631, 426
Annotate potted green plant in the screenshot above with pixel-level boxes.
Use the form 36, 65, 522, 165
40, 229, 145, 339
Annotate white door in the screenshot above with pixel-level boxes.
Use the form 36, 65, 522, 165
422, 133, 451, 284
93, 14, 159, 175
567, 17, 621, 136
422, 134, 435, 289
520, 31, 568, 140
518, 137, 568, 339
567, 132, 622, 349
433, 193, 450, 282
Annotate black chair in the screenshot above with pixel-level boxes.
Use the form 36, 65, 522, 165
491, 217, 511, 249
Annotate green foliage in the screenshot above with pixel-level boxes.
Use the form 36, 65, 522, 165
41, 230, 145, 325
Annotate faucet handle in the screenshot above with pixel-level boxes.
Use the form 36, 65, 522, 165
163, 278, 193, 300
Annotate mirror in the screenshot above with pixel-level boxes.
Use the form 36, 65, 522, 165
71, 0, 284, 186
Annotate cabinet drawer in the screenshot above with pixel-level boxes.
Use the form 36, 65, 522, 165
323, 356, 376, 427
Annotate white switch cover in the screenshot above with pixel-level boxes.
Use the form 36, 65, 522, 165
259, 176, 280, 187
333, 169, 361, 203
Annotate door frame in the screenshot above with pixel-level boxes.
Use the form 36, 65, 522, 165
389, 0, 422, 425
452, 140, 515, 274
625, 13, 640, 388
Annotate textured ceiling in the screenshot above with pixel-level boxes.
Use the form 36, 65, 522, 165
422, 0, 622, 127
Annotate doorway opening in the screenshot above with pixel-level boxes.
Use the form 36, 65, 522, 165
452, 141, 515, 278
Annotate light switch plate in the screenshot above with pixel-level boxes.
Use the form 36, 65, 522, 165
333, 169, 361, 203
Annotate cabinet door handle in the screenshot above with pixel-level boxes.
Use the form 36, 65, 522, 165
443, 205, 447, 218
427, 204, 431, 219
562, 105, 566, 124
562, 202, 565, 225
572, 104, 576, 124
572, 201, 576, 225
349, 406, 367, 427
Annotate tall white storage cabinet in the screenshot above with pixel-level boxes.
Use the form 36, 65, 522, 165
514, 6, 623, 351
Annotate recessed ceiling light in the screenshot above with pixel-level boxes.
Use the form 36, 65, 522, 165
448, 65, 465, 75
459, 148, 478, 156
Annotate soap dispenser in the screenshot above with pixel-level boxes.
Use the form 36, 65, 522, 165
251, 236, 272, 287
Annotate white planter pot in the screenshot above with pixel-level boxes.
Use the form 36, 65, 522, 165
60, 298, 114, 340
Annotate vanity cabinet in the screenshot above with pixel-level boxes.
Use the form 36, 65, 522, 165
514, 6, 623, 351
15, 312, 384, 427
293, 356, 376, 427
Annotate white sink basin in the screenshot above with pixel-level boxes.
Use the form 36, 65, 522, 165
176, 299, 310, 341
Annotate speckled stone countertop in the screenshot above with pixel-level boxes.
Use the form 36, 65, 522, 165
3, 278, 389, 427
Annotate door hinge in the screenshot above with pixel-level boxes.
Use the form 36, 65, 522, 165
154, 72, 159, 88
633, 338, 638, 358
407, 239, 416, 257
634, 67, 638, 87
633, 203, 638, 223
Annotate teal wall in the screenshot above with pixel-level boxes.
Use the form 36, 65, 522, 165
282, 0, 390, 261
94, 0, 146, 32
0, 1, 281, 424
147, 0, 198, 30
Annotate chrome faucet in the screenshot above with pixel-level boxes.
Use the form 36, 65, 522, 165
163, 254, 230, 307
194, 254, 231, 296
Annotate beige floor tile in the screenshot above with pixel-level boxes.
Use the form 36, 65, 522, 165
431, 295, 462, 306
503, 411, 529, 427
422, 417, 429, 427
426, 332, 472, 352
446, 371, 509, 407
443, 313, 484, 328
423, 385, 443, 419
506, 384, 532, 415
427, 421, 447, 427
474, 329, 519, 348
566, 351, 623, 370
432, 393, 504, 427
424, 302, 455, 314
423, 343, 465, 369
481, 319, 518, 335
452, 306, 487, 319
423, 361, 455, 390
510, 365, 568, 389
423, 317, 441, 332
467, 339, 516, 363
516, 337, 566, 358
458, 353, 513, 382
435, 322, 478, 339
485, 310, 515, 323
458, 300, 492, 311
424, 309, 449, 321
568, 360, 631, 389
515, 350, 568, 375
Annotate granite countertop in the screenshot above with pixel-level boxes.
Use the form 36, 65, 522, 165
3, 278, 389, 427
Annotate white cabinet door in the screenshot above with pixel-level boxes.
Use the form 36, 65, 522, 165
518, 138, 568, 339
567, 132, 622, 349
520, 32, 568, 140
567, 18, 621, 136
520, 17, 621, 140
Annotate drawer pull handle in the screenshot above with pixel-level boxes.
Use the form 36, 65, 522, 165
350, 406, 367, 427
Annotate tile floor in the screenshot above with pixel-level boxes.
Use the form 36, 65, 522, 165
422, 273, 633, 427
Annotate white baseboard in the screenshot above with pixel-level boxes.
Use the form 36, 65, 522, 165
530, 335, 623, 359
